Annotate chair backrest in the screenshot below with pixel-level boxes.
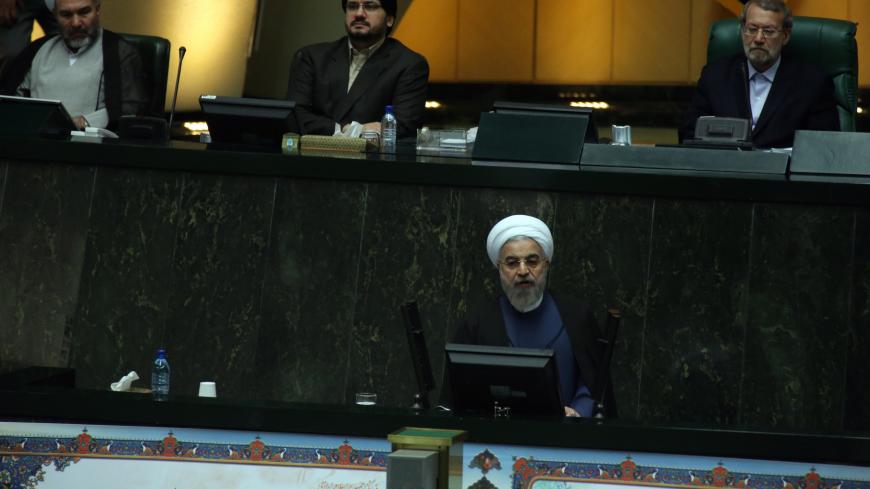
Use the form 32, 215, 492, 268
707, 16, 858, 132
118, 33, 170, 117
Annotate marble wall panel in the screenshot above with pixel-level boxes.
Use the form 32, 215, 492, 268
344, 183, 461, 408
255, 179, 368, 404
637, 200, 753, 425
549, 193, 654, 419
0, 161, 7, 215
0, 161, 7, 373
161, 173, 276, 400
1, 154, 868, 431
845, 210, 869, 430
68, 167, 183, 390
0, 162, 94, 371
741, 204, 853, 431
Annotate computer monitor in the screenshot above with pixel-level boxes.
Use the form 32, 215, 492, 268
0, 95, 76, 139
492, 101, 598, 143
199, 95, 296, 148
472, 101, 597, 166
444, 343, 563, 417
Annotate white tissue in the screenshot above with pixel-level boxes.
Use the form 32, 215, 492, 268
466, 126, 478, 143
341, 121, 364, 138
110, 371, 140, 392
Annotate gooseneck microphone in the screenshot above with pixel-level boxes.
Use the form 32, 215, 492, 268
167, 46, 187, 132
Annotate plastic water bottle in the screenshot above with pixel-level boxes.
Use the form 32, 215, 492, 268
151, 348, 170, 400
381, 105, 397, 152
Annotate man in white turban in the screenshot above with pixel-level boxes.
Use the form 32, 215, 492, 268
451, 214, 616, 418
485, 214, 554, 312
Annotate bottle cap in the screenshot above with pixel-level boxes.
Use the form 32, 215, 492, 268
156, 348, 167, 358
385, 105, 393, 114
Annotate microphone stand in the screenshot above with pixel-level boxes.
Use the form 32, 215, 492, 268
167, 46, 187, 135
401, 301, 435, 411
593, 308, 621, 419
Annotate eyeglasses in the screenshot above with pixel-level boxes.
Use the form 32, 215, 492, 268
499, 255, 545, 272
742, 24, 783, 39
346, 1, 382, 12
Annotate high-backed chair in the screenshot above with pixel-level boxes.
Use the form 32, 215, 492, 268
707, 17, 858, 132
118, 33, 170, 117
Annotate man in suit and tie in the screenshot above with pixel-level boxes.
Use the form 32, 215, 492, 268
287, 0, 429, 139
680, 0, 839, 148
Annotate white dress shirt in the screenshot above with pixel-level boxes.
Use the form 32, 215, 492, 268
747, 57, 781, 131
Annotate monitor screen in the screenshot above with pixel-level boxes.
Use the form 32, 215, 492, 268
199, 95, 296, 148
0, 95, 76, 139
493, 101, 598, 143
471, 101, 597, 166
445, 343, 563, 417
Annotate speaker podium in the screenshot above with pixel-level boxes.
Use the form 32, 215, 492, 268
387, 427, 467, 489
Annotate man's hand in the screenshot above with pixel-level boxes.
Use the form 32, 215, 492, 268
361, 122, 381, 133
564, 406, 581, 417
0, 0, 21, 27
341, 121, 380, 137
72, 115, 88, 130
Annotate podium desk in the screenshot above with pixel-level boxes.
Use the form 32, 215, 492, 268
1, 378, 869, 489
1, 137, 870, 437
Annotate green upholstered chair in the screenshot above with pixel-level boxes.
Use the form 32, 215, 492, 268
118, 33, 171, 117
706, 16, 858, 132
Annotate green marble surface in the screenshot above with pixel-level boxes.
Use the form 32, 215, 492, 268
1, 156, 869, 432
255, 178, 367, 404
846, 209, 870, 430
740, 205, 853, 431
160, 173, 275, 399
0, 161, 6, 214
69, 167, 183, 390
638, 200, 752, 424
345, 183, 460, 407
0, 162, 93, 371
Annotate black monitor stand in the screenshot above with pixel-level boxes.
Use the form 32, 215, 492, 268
593, 308, 621, 419
401, 301, 436, 410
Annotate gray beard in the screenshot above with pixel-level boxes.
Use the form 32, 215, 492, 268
500, 270, 547, 312
64, 28, 99, 51
744, 45, 779, 71
66, 36, 91, 50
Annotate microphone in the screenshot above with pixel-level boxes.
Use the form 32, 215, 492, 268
167, 46, 187, 133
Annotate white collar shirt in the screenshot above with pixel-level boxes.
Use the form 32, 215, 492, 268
747, 56, 781, 130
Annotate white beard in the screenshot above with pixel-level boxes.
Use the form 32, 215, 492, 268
501, 269, 547, 312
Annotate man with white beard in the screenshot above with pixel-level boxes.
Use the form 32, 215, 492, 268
451, 215, 616, 418
0, 0, 147, 130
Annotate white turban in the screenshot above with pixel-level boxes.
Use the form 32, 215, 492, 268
486, 215, 553, 267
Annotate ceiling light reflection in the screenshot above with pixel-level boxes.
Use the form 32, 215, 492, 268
569, 101, 610, 110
